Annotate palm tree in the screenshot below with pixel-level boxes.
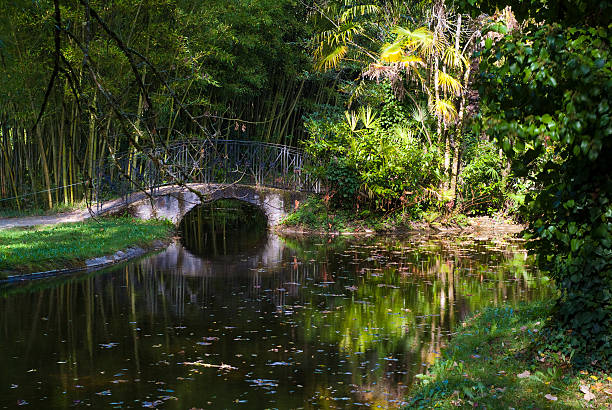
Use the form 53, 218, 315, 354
312, 1, 467, 138
311, 1, 381, 70
312, 0, 477, 200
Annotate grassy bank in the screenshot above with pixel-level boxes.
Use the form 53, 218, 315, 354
0, 217, 174, 276
406, 302, 612, 408
282, 197, 411, 233
281, 197, 520, 235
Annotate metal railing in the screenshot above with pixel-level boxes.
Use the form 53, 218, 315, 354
93, 139, 320, 208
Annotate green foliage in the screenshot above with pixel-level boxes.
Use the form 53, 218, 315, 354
281, 196, 414, 232
480, 22, 612, 366
282, 197, 328, 230
407, 301, 612, 408
377, 82, 411, 130
0, 0, 320, 212
323, 158, 362, 205
0, 217, 173, 275
459, 140, 507, 214
303, 107, 441, 211
456, 0, 612, 27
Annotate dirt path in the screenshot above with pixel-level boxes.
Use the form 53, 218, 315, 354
0, 196, 134, 230
0, 210, 93, 230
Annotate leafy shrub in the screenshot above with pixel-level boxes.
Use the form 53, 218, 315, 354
303, 107, 441, 211
321, 158, 361, 207
459, 140, 507, 214
481, 22, 612, 366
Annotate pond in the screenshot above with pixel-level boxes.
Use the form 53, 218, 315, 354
0, 201, 550, 408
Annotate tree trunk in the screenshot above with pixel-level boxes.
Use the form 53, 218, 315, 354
35, 126, 53, 209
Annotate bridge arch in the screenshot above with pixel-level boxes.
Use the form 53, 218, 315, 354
125, 184, 308, 229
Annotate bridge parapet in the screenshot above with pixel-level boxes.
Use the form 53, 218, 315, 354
93, 139, 320, 210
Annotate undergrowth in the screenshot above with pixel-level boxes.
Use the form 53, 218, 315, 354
406, 302, 612, 408
282, 197, 413, 233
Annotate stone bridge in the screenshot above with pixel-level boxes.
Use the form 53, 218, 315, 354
106, 183, 308, 228
93, 139, 319, 228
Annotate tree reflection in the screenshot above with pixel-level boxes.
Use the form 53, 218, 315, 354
179, 199, 268, 258
0, 232, 549, 408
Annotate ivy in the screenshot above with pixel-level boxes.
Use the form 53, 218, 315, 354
480, 23, 612, 366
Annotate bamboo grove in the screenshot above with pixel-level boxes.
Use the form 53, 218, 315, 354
1, 0, 522, 214
0, 0, 338, 211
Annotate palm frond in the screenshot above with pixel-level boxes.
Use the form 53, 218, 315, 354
340, 4, 380, 23
437, 70, 462, 96
313, 29, 337, 57
313, 22, 364, 70
391, 125, 415, 145
433, 98, 458, 123
358, 105, 379, 129
379, 42, 404, 63
411, 103, 429, 124
394, 27, 446, 58
399, 55, 425, 68
443, 46, 468, 70
345, 110, 359, 132
391, 26, 414, 40
315, 45, 348, 70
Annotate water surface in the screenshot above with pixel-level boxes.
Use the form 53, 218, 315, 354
0, 205, 549, 408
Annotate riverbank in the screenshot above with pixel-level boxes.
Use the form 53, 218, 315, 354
0, 217, 174, 278
278, 197, 523, 238
405, 301, 612, 408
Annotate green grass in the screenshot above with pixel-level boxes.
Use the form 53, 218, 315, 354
406, 302, 612, 408
0, 217, 174, 276
281, 197, 413, 233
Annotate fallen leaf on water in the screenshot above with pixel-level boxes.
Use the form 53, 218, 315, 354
182, 361, 237, 370
517, 370, 531, 379
544, 394, 557, 401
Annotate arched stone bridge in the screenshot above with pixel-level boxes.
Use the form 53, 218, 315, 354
115, 183, 308, 228
93, 139, 319, 227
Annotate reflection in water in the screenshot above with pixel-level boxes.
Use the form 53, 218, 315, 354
179, 199, 268, 258
0, 225, 549, 408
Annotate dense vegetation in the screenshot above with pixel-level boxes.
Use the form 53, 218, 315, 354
0, 0, 514, 216
407, 302, 612, 408
478, 1, 612, 366
0, 0, 324, 209
1, 0, 610, 377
